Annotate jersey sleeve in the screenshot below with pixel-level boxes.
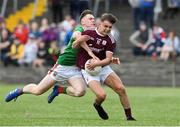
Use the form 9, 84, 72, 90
74, 26, 84, 33
82, 30, 93, 36
106, 36, 116, 53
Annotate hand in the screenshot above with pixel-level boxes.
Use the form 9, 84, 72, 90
88, 51, 99, 60
86, 59, 99, 70
111, 57, 120, 65
72, 41, 79, 48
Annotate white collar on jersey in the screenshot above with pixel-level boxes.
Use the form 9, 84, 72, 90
95, 28, 106, 37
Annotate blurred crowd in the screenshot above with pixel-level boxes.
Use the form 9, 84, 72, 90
49, 0, 90, 23
0, 17, 119, 68
129, 0, 180, 61
1, 0, 180, 70
0, 18, 61, 68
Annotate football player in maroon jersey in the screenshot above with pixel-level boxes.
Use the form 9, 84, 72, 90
75, 13, 136, 121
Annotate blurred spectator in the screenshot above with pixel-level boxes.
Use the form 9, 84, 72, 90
111, 28, 119, 39
14, 20, 29, 45
154, 0, 162, 22
0, 16, 4, 23
111, 25, 121, 54
18, 34, 38, 66
33, 40, 48, 68
146, 24, 166, 60
163, 0, 179, 19
129, 22, 153, 56
4, 37, 24, 66
64, 29, 73, 46
70, 0, 80, 20
70, 0, 90, 20
140, 0, 155, 28
128, 0, 141, 30
160, 30, 180, 61
42, 23, 59, 48
0, 29, 11, 66
0, 17, 7, 31
60, 15, 75, 32
62, 21, 77, 53
59, 15, 76, 49
29, 21, 41, 39
47, 41, 59, 66
49, 0, 64, 23
39, 18, 49, 33
79, 0, 90, 14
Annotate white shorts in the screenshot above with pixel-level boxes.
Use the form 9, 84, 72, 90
81, 65, 114, 85
48, 63, 82, 82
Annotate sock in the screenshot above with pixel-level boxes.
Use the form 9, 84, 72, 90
58, 86, 67, 94
124, 108, 132, 118
19, 89, 23, 95
94, 102, 99, 106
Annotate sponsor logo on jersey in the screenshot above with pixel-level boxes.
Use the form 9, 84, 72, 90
102, 40, 107, 45
96, 38, 102, 45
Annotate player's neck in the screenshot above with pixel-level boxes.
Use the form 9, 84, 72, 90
83, 26, 95, 31
95, 28, 106, 37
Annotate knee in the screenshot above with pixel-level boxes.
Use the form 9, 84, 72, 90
97, 93, 106, 101
115, 85, 126, 96
74, 89, 86, 97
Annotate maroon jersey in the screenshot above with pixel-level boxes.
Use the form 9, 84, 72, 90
77, 28, 116, 69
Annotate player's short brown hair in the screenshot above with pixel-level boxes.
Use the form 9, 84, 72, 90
79, 10, 93, 21
101, 13, 118, 24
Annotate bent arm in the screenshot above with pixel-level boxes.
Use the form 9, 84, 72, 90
94, 51, 113, 67
72, 35, 90, 48
80, 41, 99, 60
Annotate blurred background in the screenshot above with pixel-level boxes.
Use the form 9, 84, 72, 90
0, 0, 180, 87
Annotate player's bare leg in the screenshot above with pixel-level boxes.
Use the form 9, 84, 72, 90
23, 74, 56, 95
48, 77, 86, 103
66, 77, 86, 96
88, 81, 108, 120
5, 74, 56, 102
104, 72, 136, 121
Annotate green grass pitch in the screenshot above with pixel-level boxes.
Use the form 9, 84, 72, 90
0, 83, 180, 126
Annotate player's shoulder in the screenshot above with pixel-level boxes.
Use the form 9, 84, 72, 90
85, 27, 95, 31
83, 27, 96, 33
82, 27, 96, 35
74, 25, 84, 32
107, 34, 116, 44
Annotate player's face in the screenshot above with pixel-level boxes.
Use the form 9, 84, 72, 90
82, 14, 95, 28
98, 20, 112, 36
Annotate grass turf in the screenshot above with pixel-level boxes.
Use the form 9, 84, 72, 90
0, 84, 180, 126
